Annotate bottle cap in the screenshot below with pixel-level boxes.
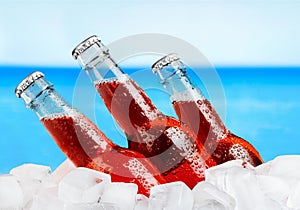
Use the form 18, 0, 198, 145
72, 35, 100, 60
152, 53, 180, 73
15, 71, 44, 98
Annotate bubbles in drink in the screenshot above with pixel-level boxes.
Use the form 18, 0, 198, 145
123, 158, 159, 191
229, 144, 251, 164
136, 127, 155, 152
41, 111, 165, 196
95, 77, 216, 187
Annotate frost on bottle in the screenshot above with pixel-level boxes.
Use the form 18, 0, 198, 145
15, 71, 166, 196
72, 35, 217, 188
152, 54, 263, 166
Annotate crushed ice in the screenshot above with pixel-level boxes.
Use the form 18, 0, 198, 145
1, 156, 300, 209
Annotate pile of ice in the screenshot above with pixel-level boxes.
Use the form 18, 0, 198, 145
1, 155, 300, 210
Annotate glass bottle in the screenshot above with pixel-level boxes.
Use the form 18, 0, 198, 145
152, 53, 263, 166
15, 71, 166, 196
72, 35, 217, 188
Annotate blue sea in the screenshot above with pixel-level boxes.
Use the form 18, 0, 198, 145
1, 66, 300, 174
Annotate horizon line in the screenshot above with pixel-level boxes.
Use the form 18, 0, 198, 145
1, 64, 300, 69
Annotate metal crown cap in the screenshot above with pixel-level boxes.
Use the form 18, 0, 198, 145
15, 71, 44, 98
72, 35, 100, 60
152, 53, 180, 73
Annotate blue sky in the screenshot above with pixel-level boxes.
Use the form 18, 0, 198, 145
1, 1, 300, 173
0, 1, 300, 66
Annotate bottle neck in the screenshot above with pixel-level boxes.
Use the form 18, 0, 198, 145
155, 60, 204, 102
155, 59, 228, 139
77, 41, 162, 126
20, 77, 70, 119
77, 41, 125, 84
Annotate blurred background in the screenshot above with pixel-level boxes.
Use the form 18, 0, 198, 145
1, 1, 300, 173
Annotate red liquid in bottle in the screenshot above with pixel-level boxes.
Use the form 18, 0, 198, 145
95, 77, 216, 188
41, 111, 166, 196
173, 99, 263, 166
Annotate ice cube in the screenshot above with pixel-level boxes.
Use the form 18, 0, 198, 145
134, 194, 149, 210
255, 155, 300, 190
50, 159, 76, 184
65, 203, 120, 210
254, 160, 272, 175
267, 155, 300, 179
0, 174, 23, 209
256, 175, 291, 205
100, 182, 138, 210
192, 181, 235, 210
205, 160, 254, 189
99, 202, 121, 210
10, 163, 51, 181
29, 188, 64, 210
64, 203, 93, 210
205, 160, 282, 210
10, 163, 52, 206
23, 185, 58, 209
287, 181, 300, 209
149, 181, 193, 210
58, 167, 111, 204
